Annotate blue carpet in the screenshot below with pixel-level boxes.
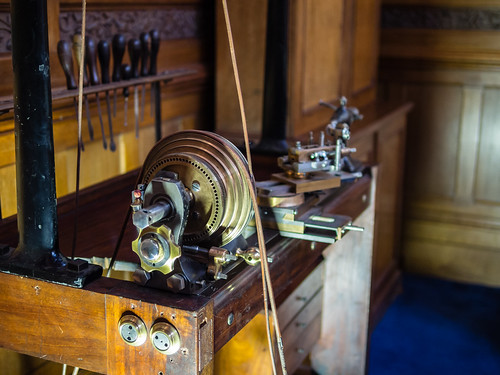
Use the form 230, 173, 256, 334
368, 274, 500, 375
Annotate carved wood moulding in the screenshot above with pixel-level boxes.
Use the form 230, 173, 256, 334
0, 12, 10, 53
382, 6, 500, 30
59, 8, 201, 43
0, 7, 201, 54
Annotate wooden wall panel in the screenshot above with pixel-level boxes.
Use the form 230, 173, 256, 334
0, 163, 15, 218
351, 0, 380, 94
215, 0, 267, 137
405, 84, 462, 199
379, 0, 500, 286
216, 0, 381, 141
475, 88, 500, 204
301, 0, 343, 111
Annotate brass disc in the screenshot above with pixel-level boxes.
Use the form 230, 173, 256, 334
141, 130, 253, 246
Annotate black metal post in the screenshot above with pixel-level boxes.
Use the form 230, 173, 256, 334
10, 0, 59, 264
0, 0, 101, 287
254, 0, 290, 155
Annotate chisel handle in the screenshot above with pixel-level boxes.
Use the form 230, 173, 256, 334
140, 32, 150, 77
97, 40, 111, 84
128, 38, 141, 79
112, 34, 126, 82
121, 64, 132, 96
85, 37, 99, 86
72, 33, 88, 87
149, 29, 159, 75
57, 40, 77, 90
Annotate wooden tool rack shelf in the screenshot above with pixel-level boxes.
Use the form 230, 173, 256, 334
0, 68, 196, 115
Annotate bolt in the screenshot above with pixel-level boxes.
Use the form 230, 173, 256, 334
67, 259, 88, 272
166, 274, 186, 291
227, 312, 234, 326
133, 268, 151, 286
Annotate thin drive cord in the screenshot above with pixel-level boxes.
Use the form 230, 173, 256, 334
221, 1, 288, 374
66, 0, 86, 373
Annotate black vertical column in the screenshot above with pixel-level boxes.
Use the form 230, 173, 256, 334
2, 0, 102, 286
10, 0, 60, 264
254, 0, 290, 155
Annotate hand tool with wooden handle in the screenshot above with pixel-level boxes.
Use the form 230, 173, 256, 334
57, 39, 83, 150
112, 34, 126, 117
97, 40, 115, 151
128, 38, 141, 138
57, 40, 77, 90
139, 32, 150, 121
86, 36, 108, 150
121, 64, 132, 128
72, 33, 94, 141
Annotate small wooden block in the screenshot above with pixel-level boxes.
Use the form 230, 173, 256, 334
271, 172, 341, 193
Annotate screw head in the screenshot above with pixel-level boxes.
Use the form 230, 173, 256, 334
227, 312, 234, 326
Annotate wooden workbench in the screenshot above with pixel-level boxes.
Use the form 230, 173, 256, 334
0, 165, 374, 375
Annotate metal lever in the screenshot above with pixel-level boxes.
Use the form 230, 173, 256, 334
236, 247, 273, 266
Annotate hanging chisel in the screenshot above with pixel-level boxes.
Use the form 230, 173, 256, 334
121, 64, 132, 128
149, 29, 161, 140
57, 40, 77, 90
57, 39, 84, 151
72, 33, 94, 141
98, 40, 115, 151
112, 34, 126, 117
139, 32, 150, 121
128, 38, 141, 138
85, 36, 107, 150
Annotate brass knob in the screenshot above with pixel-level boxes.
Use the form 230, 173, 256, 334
118, 313, 147, 347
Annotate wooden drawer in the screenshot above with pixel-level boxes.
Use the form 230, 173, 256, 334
281, 290, 322, 374
278, 262, 324, 374
284, 311, 322, 374
278, 262, 324, 328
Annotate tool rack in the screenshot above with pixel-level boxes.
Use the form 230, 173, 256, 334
0, 67, 196, 140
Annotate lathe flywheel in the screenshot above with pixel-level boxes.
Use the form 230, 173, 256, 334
131, 130, 254, 293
